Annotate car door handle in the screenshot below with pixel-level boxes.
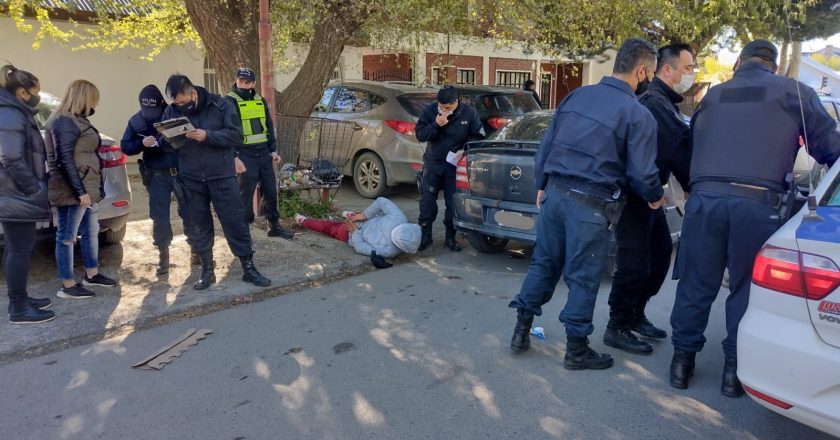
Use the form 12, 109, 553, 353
353, 123, 364, 131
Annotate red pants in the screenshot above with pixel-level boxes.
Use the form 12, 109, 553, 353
301, 219, 350, 242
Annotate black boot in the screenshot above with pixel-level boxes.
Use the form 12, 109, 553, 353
418, 223, 433, 252
510, 312, 533, 353
240, 254, 271, 287
444, 225, 462, 252
670, 350, 696, 389
28, 297, 52, 310
9, 301, 55, 324
631, 315, 668, 339
564, 336, 614, 370
267, 219, 294, 239
193, 252, 216, 291
156, 247, 170, 275
604, 325, 653, 355
721, 356, 745, 398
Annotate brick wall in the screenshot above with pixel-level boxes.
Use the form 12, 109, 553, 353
489, 58, 534, 85
425, 53, 484, 84
362, 53, 411, 82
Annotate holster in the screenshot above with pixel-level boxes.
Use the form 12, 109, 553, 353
138, 159, 152, 187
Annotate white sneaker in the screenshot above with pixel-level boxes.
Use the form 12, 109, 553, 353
294, 214, 307, 225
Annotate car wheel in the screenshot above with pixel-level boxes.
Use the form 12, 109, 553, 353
353, 152, 389, 199
100, 225, 127, 246
467, 231, 509, 253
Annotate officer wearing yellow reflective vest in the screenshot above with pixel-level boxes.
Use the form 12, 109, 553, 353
225, 67, 293, 239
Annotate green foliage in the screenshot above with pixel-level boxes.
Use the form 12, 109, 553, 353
278, 190, 333, 219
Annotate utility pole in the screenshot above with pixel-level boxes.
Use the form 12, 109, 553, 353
258, 0, 276, 121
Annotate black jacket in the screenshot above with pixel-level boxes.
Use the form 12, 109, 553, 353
639, 76, 692, 189
415, 101, 484, 164
120, 108, 179, 170
0, 89, 50, 222
160, 86, 243, 181
224, 88, 277, 153
691, 62, 840, 192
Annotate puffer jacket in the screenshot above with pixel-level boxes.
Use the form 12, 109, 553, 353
0, 89, 50, 222
44, 113, 103, 206
348, 197, 408, 258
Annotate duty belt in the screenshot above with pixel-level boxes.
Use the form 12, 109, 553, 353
149, 167, 179, 177
692, 181, 782, 207
547, 177, 626, 229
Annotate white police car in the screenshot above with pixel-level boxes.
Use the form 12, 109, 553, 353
738, 157, 840, 437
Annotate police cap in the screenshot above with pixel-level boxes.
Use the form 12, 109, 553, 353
236, 67, 257, 82
739, 40, 778, 64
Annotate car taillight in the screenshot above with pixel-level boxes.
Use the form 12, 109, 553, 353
743, 385, 793, 410
383, 120, 416, 136
98, 144, 127, 168
409, 162, 423, 172
112, 200, 129, 208
487, 117, 512, 131
752, 245, 840, 300
455, 154, 469, 190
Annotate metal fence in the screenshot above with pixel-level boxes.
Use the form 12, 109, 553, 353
275, 115, 357, 189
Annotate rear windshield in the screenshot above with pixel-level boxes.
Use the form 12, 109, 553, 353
459, 91, 540, 117
397, 93, 437, 117
490, 113, 553, 141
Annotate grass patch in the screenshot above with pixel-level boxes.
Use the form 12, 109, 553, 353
278, 190, 334, 219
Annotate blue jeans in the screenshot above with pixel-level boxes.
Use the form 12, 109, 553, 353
509, 186, 611, 337
55, 204, 99, 281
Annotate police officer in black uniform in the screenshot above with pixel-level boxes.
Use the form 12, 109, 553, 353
121, 85, 194, 275
160, 74, 271, 290
225, 68, 294, 240
415, 86, 484, 252
669, 40, 840, 396
508, 39, 666, 371
605, 44, 695, 355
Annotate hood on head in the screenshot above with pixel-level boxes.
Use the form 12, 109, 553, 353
391, 223, 421, 254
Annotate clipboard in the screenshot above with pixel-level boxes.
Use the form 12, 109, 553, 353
154, 117, 196, 150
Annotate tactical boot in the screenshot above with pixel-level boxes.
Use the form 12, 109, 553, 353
267, 219, 294, 240
241, 255, 271, 287
670, 350, 696, 389
444, 225, 462, 252
9, 302, 55, 324
564, 336, 614, 370
156, 247, 170, 275
418, 223, 433, 252
28, 297, 52, 310
721, 356, 745, 398
631, 315, 668, 339
193, 252, 216, 291
604, 326, 653, 355
510, 312, 534, 353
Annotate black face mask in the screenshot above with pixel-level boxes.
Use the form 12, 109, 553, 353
235, 87, 256, 99
176, 100, 197, 115
23, 93, 40, 108
141, 106, 164, 121
635, 78, 650, 96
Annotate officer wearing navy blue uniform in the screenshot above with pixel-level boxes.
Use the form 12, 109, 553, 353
121, 85, 193, 275
225, 68, 294, 240
669, 40, 840, 397
415, 86, 484, 252
160, 74, 271, 290
508, 39, 666, 371
605, 44, 695, 355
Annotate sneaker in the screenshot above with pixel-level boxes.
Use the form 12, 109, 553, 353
294, 214, 307, 225
57, 284, 96, 299
83, 273, 117, 287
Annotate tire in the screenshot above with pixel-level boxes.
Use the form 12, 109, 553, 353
100, 225, 127, 246
353, 152, 389, 199
467, 231, 509, 253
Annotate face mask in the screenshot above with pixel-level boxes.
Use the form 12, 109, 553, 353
86, 108, 96, 117
235, 87, 255, 99
24, 93, 40, 108
673, 73, 696, 94
141, 106, 164, 121
635, 78, 650, 96
176, 100, 197, 115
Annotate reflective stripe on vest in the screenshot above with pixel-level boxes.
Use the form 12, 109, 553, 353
227, 92, 269, 145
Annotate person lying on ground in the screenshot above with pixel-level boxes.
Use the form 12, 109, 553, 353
295, 197, 421, 269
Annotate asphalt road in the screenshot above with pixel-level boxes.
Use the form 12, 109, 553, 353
0, 244, 830, 439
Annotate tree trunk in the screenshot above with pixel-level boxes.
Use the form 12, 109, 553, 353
788, 41, 802, 79
184, 0, 261, 95
778, 39, 790, 76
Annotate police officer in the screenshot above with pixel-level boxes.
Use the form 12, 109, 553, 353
605, 44, 695, 355
415, 86, 484, 252
160, 74, 271, 290
225, 68, 293, 240
669, 40, 840, 396
121, 85, 194, 275
508, 39, 666, 371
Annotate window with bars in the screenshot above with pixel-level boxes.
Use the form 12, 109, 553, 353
496, 70, 531, 88
203, 57, 220, 95
431, 67, 441, 85
457, 69, 476, 85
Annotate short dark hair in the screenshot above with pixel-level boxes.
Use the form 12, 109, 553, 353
165, 74, 195, 99
524, 79, 535, 89
0, 64, 38, 94
437, 86, 458, 104
613, 38, 658, 75
656, 44, 693, 73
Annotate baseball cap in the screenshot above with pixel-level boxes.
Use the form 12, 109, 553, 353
739, 40, 778, 64
236, 67, 257, 82
139, 85, 165, 119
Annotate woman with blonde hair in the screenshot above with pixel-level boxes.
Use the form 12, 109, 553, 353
45, 79, 117, 299
0, 63, 54, 323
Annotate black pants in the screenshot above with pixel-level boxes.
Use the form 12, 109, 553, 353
147, 171, 192, 248
418, 161, 456, 227
607, 195, 673, 328
180, 176, 254, 257
237, 146, 279, 223
2, 221, 36, 311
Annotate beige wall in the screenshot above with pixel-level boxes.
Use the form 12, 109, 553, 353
2, 17, 205, 140
582, 50, 617, 85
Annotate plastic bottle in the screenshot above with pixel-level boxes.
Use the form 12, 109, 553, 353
530, 327, 545, 339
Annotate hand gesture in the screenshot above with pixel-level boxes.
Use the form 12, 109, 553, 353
271, 152, 282, 165
344, 219, 358, 232
536, 189, 545, 209
648, 195, 667, 210
347, 212, 366, 222
142, 136, 158, 148
79, 194, 92, 209
185, 129, 207, 142
435, 113, 450, 127
235, 157, 247, 175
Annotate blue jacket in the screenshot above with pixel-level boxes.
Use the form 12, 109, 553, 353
348, 198, 408, 258
120, 110, 179, 170
534, 76, 663, 203
416, 101, 484, 164
159, 86, 242, 181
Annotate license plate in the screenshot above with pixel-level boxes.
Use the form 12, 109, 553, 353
493, 210, 534, 231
